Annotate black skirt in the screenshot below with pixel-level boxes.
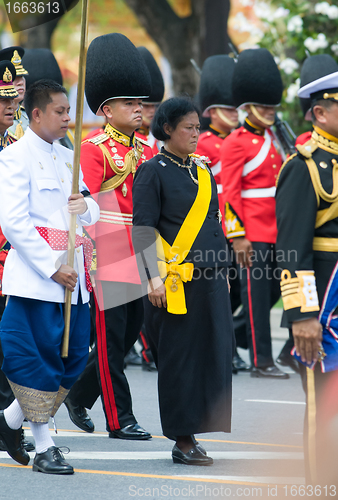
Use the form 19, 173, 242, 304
143, 267, 234, 438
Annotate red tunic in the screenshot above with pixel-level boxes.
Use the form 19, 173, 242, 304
221, 121, 282, 243
295, 130, 312, 146
196, 126, 228, 233
81, 124, 153, 283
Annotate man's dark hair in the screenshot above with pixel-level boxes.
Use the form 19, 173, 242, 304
151, 96, 199, 141
24, 79, 67, 121
311, 98, 335, 122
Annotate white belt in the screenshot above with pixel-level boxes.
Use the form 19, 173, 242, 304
99, 210, 133, 226
217, 184, 223, 194
241, 187, 276, 198
211, 160, 221, 176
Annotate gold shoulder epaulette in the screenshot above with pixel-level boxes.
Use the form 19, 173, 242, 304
88, 133, 109, 146
136, 136, 150, 147
296, 139, 318, 159
276, 153, 297, 187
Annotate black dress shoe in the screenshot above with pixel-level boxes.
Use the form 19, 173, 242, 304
251, 365, 290, 379
191, 435, 206, 455
125, 346, 142, 366
109, 423, 152, 440
142, 358, 157, 371
21, 429, 35, 452
0, 411, 30, 465
172, 444, 213, 466
233, 352, 250, 371
276, 353, 300, 373
33, 446, 74, 474
64, 398, 95, 433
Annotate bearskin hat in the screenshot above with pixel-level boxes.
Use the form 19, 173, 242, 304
199, 55, 236, 116
86, 33, 152, 116
232, 48, 283, 108
137, 46, 164, 104
22, 49, 63, 89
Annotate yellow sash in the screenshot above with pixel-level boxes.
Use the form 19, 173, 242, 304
156, 165, 212, 314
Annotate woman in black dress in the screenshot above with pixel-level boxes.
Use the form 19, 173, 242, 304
132, 97, 234, 466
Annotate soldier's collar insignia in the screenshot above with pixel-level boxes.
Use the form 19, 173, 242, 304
3, 67, 12, 83
312, 126, 338, 154
209, 124, 227, 139
105, 123, 132, 147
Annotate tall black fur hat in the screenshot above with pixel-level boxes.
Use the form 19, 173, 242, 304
22, 49, 63, 89
232, 48, 283, 108
0, 46, 28, 76
199, 55, 236, 116
86, 33, 152, 116
137, 47, 164, 104
299, 54, 338, 119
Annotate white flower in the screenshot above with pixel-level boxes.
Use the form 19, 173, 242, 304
279, 58, 299, 75
239, 0, 253, 6
327, 5, 338, 19
304, 33, 329, 52
254, 1, 272, 20
287, 15, 303, 33
285, 79, 300, 103
331, 43, 338, 56
273, 7, 290, 19
317, 33, 329, 48
315, 2, 331, 15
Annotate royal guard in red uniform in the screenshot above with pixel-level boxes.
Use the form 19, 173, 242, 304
296, 55, 338, 147
195, 55, 248, 372
135, 46, 164, 155
221, 48, 291, 378
64, 34, 153, 440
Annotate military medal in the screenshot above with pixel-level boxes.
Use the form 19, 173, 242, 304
122, 182, 128, 197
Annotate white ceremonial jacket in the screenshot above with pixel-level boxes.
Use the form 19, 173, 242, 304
0, 127, 100, 304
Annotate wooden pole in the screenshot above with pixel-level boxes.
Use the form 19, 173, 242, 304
62, 0, 90, 358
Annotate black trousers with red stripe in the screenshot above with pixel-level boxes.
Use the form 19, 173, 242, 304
94, 281, 144, 431
238, 242, 280, 368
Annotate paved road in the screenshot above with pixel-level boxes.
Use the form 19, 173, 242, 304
0, 309, 308, 500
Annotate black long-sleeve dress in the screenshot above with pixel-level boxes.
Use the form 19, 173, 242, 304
132, 148, 234, 438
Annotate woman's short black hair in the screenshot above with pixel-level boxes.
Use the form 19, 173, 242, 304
24, 79, 67, 121
151, 96, 199, 141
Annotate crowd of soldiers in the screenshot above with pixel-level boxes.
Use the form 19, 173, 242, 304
0, 32, 336, 486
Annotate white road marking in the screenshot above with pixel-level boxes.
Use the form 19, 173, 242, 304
0, 451, 303, 461
245, 399, 305, 405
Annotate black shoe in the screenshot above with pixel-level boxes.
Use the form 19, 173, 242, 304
64, 398, 95, 433
172, 444, 213, 466
109, 423, 152, 440
251, 365, 290, 379
33, 446, 74, 475
142, 358, 157, 371
233, 352, 250, 371
21, 429, 35, 452
0, 411, 30, 465
125, 346, 142, 366
191, 435, 206, 455
276, 353, 300, 373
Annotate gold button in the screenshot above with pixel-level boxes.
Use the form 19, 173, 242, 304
77, 249, 80, 253
61, 178, 64, 183
76, 224, 78, 228
271, 154, 275, 158
308, 282, 311, 286
252, 139, 259, 144
274, 174, 277, 179
215, 143, 221, 148
309, 296, 312, 300
273, 164, 277, 169
53, 155, 56, 160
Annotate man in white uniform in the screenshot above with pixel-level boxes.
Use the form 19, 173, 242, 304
0, 79, 99, 475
